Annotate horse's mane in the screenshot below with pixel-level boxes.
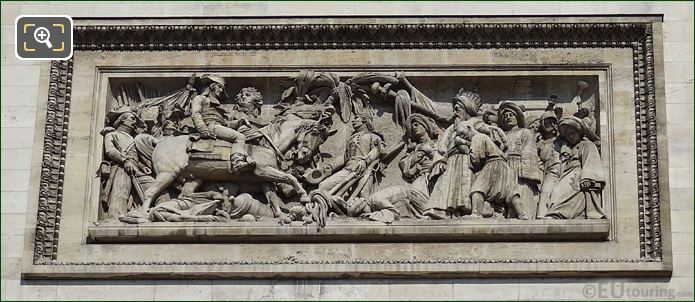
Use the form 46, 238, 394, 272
267, 115, 319, 135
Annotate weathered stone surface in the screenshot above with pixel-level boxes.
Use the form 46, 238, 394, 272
154, 280, 212, 301
0, 191, 28, 214
320, 279, 391, 300
87, 220, 611, 243
0, 127, 34, 149
55, 280, 156, 301
3, 8, 692, 286
210, 280, 274, 300
1, 279, 58, 301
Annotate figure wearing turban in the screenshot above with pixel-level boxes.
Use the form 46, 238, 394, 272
545, 116, 606, 219
498, 102, 543, 219
427, 90, 488, 217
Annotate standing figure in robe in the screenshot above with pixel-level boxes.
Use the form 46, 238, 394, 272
498, 102, 542, 219
536, 110, 561, 218
428, 89, 497, 218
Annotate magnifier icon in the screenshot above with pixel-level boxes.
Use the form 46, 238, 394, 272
33, 27, 53, 49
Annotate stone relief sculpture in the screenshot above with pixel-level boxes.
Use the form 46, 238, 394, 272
459, 120, 529, 219
498, 101, 543, 219
190, 74, 256, 174
98, 107, 156, 220
147, 191, 229, 223
545, 116, 606, 219
97, 70, 608, 226
355, 113, 447, 222
536, 110, 561, 218
309, 113, 387, 216
428, 89, 508, 219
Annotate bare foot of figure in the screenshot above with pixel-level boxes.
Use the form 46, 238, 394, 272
423, 208, 446, 220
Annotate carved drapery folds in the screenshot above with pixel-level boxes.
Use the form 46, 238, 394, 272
34, 22, 662, 266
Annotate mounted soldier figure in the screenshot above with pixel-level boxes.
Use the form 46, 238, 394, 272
190, 74, 256, 174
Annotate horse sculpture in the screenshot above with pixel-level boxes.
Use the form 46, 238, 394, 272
138, 114, 333, 217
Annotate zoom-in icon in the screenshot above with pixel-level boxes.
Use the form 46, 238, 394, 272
15, 15, 73, 60
34, 27, 53, 48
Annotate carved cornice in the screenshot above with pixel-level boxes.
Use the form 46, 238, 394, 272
37, 257, 659, 266
34, 21, 663, 265
73, 23, 647, 51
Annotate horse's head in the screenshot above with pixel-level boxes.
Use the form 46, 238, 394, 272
294, 121, 335, 163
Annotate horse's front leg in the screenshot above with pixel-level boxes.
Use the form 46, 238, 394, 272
254, 165, 307, 198
261, 183, 283, 217
142, 172, 177, 211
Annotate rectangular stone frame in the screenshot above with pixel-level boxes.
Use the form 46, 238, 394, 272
85, 67, 612, 244
22, 16, 672, 279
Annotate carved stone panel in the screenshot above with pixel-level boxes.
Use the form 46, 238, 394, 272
22, 16, 672, 279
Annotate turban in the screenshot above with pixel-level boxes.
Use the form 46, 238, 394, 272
498, 101, 526, 129
558, 116, 599, 142
452, 90, 482, 118
406, 113, 440, 140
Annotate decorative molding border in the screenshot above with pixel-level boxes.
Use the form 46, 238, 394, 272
33, 22, 663, 265
73, 23, 647, 50
37, 257, 659, 266
34, 59, 73, 263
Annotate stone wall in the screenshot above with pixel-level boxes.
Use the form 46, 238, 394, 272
2, 1, 692, 300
